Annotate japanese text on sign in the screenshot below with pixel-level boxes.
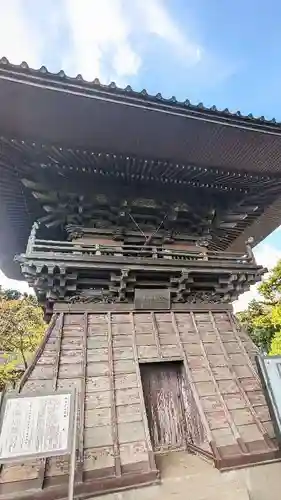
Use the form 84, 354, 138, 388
0, 393, 72, 461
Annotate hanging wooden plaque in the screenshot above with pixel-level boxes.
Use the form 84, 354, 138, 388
134, 289, 170, 310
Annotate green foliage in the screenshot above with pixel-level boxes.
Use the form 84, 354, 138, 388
269, 331, 281, 355
0, 355, 23, 390
236, 260, 281, 355
258, 260, 281, 304
237, 299, 276, 352
0, 289, 45, 389
0, 286, 34, 302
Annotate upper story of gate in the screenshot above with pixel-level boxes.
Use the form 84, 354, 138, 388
0, 57, 281, 311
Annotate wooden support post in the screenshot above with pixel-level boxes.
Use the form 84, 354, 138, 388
107, 312, 121, 477
131, 313, 158, 474
77, 312, 88, 483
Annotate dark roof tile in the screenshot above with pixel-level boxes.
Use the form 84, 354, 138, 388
2, 56, 276, 127
20, 61, 29, 69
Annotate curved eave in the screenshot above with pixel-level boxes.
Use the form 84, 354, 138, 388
0, 57, 280, 129
1, 58, 281, 176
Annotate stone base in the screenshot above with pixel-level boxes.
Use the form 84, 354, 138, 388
90, 450, 281, 500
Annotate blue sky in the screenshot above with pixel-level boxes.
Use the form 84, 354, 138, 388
1, 0, 281, 309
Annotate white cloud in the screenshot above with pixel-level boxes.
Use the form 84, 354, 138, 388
62, 0, 141, 81
254, 243, 281, 271
0, 0, 42, 67
112, 44, 141, 79
233, 243, 281, 313
0, 270, 31, 295
62, 0, 202, 82
136, 0, 202, 65
0, 0, 230, 87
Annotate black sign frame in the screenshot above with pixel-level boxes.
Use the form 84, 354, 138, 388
256, 355, 281, 444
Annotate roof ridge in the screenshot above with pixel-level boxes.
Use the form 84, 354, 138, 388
0, 56, 279, 128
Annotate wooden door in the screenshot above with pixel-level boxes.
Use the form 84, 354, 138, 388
140, 362, 187, 452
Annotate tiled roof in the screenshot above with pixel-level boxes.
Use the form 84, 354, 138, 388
0, 56, 280, 128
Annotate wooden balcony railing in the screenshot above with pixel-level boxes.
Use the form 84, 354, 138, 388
24, 225, 256, 266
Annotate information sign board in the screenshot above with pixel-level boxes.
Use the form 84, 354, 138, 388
257, 356, 281, 441
0, 391, 74, 463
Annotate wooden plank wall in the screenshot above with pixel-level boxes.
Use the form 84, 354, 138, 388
0, 309, 278, 497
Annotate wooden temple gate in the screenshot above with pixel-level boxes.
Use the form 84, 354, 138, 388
0, 58, 281, 498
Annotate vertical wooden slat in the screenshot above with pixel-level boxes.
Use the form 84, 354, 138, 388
227, 311, 260, 382
131, 312, 157, 472
210, 311, 274, 449
151, 312, 162, 358
190, 311, 247, 454
52, 312, 64, 391
107, 312, 121, 476
37, 312, 64, 490
171, 313, 215, 451
77, 312, 88, 482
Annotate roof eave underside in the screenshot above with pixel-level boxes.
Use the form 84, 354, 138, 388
1, 61, 281, 175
